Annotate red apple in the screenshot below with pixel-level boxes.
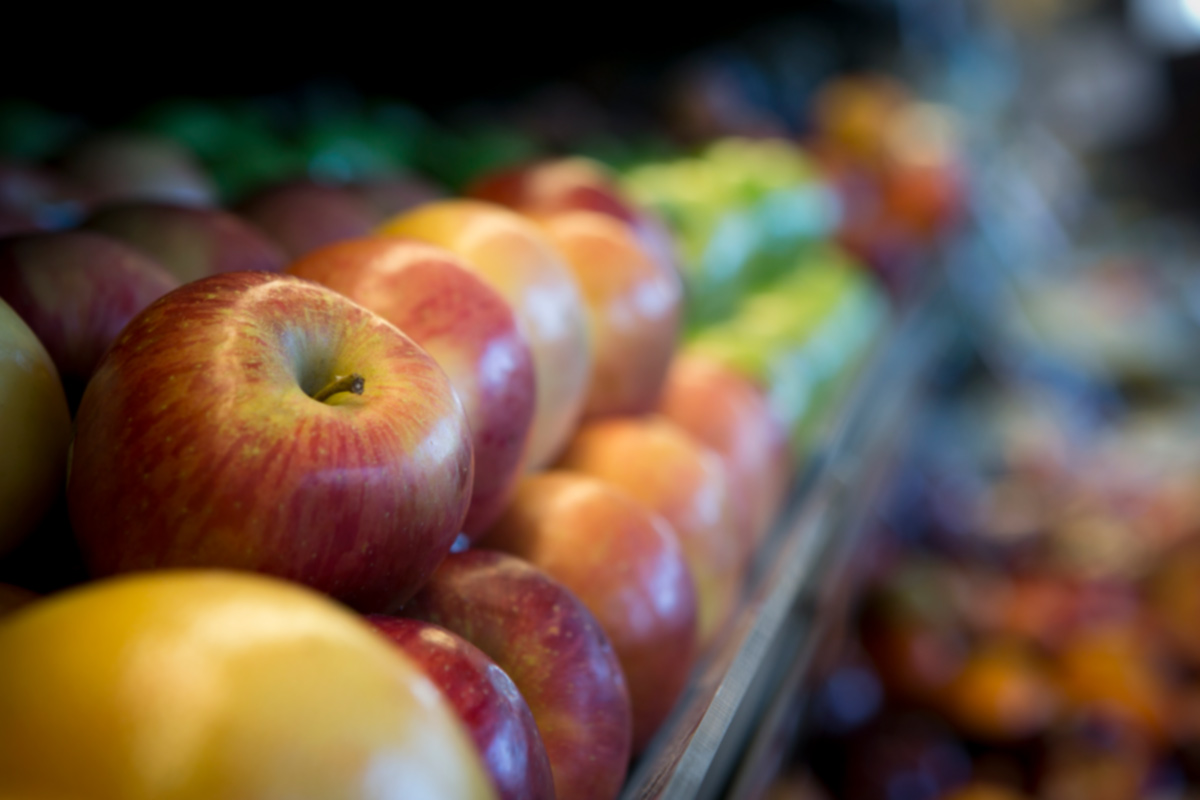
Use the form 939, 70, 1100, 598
405, 550, 633, 800
468, 156, 681, 276
288, 238, 535, 538
0, 230, 180, 407
378, 200, 591, 469
58, 131, 216, 207
67, 271, 474, 612
237, 179, 379, 259
84, 201, 286, 283
659, 351, 792, 550
0, 297, 71, 556
482, 471, 698, 752
369, 616, 555, 800
557, 416, 742, 649
532, 211, 682, 418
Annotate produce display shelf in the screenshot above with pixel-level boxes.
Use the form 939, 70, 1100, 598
621, 274, 953, 800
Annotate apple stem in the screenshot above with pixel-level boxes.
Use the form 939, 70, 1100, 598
312, 373, 365, 403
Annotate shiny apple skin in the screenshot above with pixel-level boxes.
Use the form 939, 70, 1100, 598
237, 179, 379, 260
482, 471, 698, 752
67, 272, 473, 612
0, 231, 180, 407
659, 352, 792, 551
558, 416, 742, 650
369, 616, 555, 800
84, 201, 286, 284
405, 550, 633, 800
467, 157, 682, 277
288, 238, 535, 538
534, 211, 681, 418
377, 200, 591, 469
0, 298, 71, 556
0, 571, 497, 800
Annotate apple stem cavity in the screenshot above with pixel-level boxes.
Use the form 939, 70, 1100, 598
311, 373, 365, 403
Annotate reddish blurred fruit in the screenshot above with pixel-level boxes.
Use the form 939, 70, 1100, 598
84, 201, 286, 283
237, 179, 379, 259
659, 351, 792, 549
558, 415, 741, 649
58, 131, 216, 207
483, 471, 698, 751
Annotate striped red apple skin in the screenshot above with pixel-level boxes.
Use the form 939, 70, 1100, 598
67, 271, 474, 612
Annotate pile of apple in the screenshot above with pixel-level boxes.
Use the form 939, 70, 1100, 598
0, 132, 838, 798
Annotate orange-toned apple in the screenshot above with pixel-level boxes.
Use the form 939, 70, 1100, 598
557, 416, 741, 648
0, 298, 71, 556
84, 201, 286, 283
377, 200, 591, 468
483, 471, 698, 752
289, 238, 535, 537
0, 571, 497, 799
533, 211, 681, 418
659, 352, 792, 549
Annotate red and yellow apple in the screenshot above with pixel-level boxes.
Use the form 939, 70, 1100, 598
482, 471, 698, 752
533, 211, 682, 418
67, 272, 474, 612
0, 298, 71, 557
0, 571, 497, 799
0, 231, 180, 407
377, 200, 591, 469
557, 416, 742, 649
369, 616, 555, 800
405, 550, 633, 800
288, 238, 535, 537
84, 201, 286, 283
659, 351, 792, 550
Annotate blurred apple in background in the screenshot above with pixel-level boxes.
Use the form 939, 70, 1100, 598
289, 237, 535, 537
0, 571, 498, 799
468, 156, 680, 277
237, 179, 380, 259
483, 471, 698, 752
0, 163, 90, 236
405, 549, 633, 800
378, 200, 591, 469
659, 351, 792, 550
534, 211, 682, 418
68, 272, 474, 612
369, 616, 555, 800
0, 298, 71, 557
0, 230, 179, 408
349, 172, 445, 220
83, 201, 286, 283
57, 131, 217, 207
558, 416, 742, 649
